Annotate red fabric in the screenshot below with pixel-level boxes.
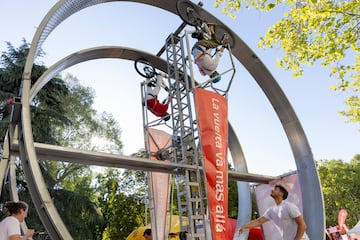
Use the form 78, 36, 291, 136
227, 218, 237, 239
146, 98, 169, 117
194, 88, 228, 240
248, 227, 263, 240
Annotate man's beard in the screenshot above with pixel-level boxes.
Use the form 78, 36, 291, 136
270, 192, 275, 199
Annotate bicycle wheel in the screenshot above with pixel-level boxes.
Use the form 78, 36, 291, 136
176, 0, 201, 26
134, 58, 156, 78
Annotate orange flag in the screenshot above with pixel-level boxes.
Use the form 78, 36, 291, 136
194, 88, 229, 240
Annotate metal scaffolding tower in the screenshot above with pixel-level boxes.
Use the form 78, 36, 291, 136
165, 34, 209, 240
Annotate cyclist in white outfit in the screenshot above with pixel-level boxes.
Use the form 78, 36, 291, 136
238, 184, 309, 240
191, 23, 226, 83
145, 73, 170, 121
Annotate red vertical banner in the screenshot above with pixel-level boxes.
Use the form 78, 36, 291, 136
194, 88, 228, 240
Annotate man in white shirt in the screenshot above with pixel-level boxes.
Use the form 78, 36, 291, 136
238, 184, 309, 240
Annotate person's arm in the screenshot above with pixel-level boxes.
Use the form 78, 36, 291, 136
293, 215, 307, 240
166, 97, 171, 105
9, 234, 20, 240
9, 229, 35, 240
146, 75, 163, 100
24, 229, 35, 240
238, 216, 268, 235
153, 75, 163, 95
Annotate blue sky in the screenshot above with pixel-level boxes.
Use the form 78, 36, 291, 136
1, 0, 359, 176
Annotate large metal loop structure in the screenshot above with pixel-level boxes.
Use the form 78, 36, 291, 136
9, 0, 325, 239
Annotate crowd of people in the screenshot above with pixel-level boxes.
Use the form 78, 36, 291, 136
0, 186, 310, 240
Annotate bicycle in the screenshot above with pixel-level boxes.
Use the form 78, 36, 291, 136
176, 0, 235, 48
134, 58, 170, 89
134, 58, 156, 79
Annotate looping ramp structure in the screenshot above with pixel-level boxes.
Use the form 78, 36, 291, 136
0, 0, 325, 239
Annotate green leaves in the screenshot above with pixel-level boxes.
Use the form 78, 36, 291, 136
96, 168, 146, 240
215, 0, 360, 127
317, 156, 360, 227
267, 3, 276, 10
0, 41, 125, 239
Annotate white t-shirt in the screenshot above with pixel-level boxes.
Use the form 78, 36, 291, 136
0, 216, 21, 239
263, 201, 309, 240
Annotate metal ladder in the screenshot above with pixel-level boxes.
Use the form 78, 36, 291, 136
165, 34, 209, 240
141, 74, 173, 240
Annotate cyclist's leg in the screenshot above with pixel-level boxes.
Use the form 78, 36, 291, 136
205, 23, 221, 45
198, 39, 219, 49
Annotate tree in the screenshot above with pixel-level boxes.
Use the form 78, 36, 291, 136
0, 41, 123, 239
317, 155, 360, 228
0, 39, 70, 142
95, 168, 146, 240
214, 0, 360, 125
51, 73, 123, 153
35, 74, 123, 239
